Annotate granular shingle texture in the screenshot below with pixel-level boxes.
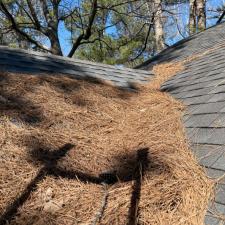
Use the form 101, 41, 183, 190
136, 22, 225, 70
139, 22, 225, 225
0, 46, 153, 89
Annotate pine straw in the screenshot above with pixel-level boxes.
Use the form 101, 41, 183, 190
0, 65, 212, 225
151, 62, 185, 90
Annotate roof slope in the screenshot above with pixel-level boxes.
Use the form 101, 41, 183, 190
0, 46, 210, 224
136, 22, 225, 70
141, 24, 225, 224
0, 46, 152, 88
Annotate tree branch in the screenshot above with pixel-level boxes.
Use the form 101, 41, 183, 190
130, 15, 155, 62
217, 10, 225, 24
0, 2, 49, 52
26, 0, 42, 30
67, 0, 98, 57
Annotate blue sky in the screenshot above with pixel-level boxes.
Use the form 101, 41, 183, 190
164, 0, 225, 45
58, 21, 72, 55
58, 0, 225, 56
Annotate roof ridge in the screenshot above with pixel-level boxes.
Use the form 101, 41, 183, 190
0, 45, 149, 74
135, 21, 225, 69
0, 45, 153, 88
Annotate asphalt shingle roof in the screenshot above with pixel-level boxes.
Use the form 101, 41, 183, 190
1, 22, 225, 224
136, 21, 225, 70
0, 46, 153, 89
139, 22, 225, 225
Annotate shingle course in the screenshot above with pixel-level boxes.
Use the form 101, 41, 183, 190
136, 22, 225, 70
185, 114, 219, 128
139, 22, 225, 224
0, 46, 153, 88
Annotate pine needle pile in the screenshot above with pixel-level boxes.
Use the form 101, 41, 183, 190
0, 64, 212, 225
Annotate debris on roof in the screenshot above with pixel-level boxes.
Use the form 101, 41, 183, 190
151, 62, 185, 90
0, 69, 211, 225
139, 22, 225, 225
2, 22, 225, 224
0, 46, 153, 89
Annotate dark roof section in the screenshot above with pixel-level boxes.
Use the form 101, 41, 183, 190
0, 46, 153, 89
158, 30, 225, 224
136, 21, 225, 70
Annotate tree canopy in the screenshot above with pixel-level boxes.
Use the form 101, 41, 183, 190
0, 0, 224, 66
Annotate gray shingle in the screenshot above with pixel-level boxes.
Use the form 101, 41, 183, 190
181, 80, 223, 93
182, 95, 213, 105
205, 215, 223, 225
188, 127, 225, 145
210, 85, 225, 94
191, 102, 225, 115
207, 93, 225, 103
180, 87, 212, 98
0, 46, 153, 88
185, 114, 219, 127
173, 71, 225, 88
206, 168, 225, 182
208, 202, 225, 215
184, 104, 201, 115
192, 144, 225, 167
185, 128, 197, 139
212, 114, 225, 127
215, 184, 225, 205
206, 129, 225, 145
212, 152, 225, 171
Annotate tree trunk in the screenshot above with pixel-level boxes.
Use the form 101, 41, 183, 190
50, 36, 63, 56
197, 0, 206, 31
47, 26, 63, 56
189, 0, 206, 34
189, 0, 196, 34
147, 0, 165, 53
154, 0, 165, 52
